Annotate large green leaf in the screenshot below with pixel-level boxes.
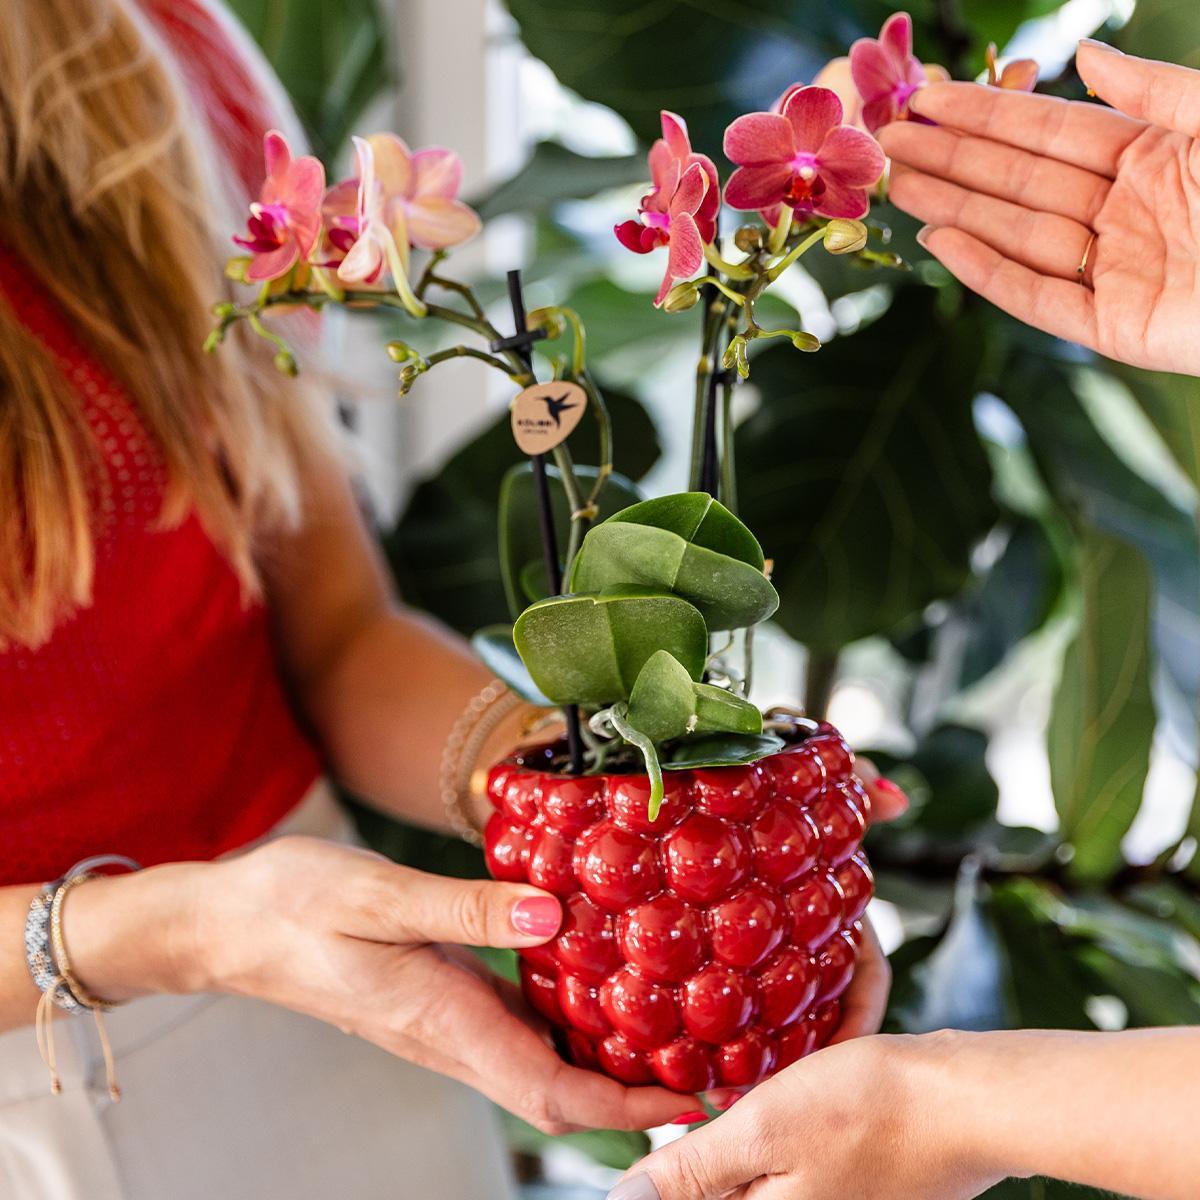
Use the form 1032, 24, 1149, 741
1048, 529, 1155, 884
1113, 365, 1200, 489
226, 0, 389, 159
569, 494, 778, 630
1114, 0, 1200, 67
388, 386, 659, 634
473, 142, 647, 221
513, 590, 707, 704
959, 517, 1066, 688
472, 625, 553, 705
736, 288, 998, 650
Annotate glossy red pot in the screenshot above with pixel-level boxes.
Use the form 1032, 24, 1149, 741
483, 724, 873, 1093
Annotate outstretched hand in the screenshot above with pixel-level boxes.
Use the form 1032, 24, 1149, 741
880, 40, 1200, 377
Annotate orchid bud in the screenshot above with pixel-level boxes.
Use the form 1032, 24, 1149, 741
733, 225, 764, 253
528, 307, 566, 340
664, 281, 702, 313
211, 301, 235, 319
823, 219, 868, 255
791, 331, 821, 352
273, 349, 298, 376
202, 330, 223, 354
386, 340, 419, 364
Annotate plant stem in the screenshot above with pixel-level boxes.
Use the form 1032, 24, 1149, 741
719, 373, 737, 512
804, 650, 840, 721
422, 344, 525, 378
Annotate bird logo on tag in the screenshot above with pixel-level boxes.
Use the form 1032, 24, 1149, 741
511, 382, 587, 455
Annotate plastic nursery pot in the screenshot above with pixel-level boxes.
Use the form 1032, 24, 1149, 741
482, 723, 874, 1094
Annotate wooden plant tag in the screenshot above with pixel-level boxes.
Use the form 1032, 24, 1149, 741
510, 381, 587, 455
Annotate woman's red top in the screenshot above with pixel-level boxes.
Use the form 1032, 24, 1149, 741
0, 0, 321, 886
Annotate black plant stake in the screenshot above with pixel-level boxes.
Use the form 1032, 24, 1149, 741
494, 269, 585, 773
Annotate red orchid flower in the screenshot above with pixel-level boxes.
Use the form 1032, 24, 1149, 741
723, 86, 886, 224
849, 12, 948, 133
614, 112, 719, 306
233, 130, 324, 282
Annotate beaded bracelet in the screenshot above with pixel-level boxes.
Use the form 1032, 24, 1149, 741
24, 854, 140, 1099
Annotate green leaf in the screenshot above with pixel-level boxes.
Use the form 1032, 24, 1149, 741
226, 0, 389, 159
473, 142, 648, 221
607, 493, 765, 569
501, 1113, 650, 1172
959, 517, 1066, 687
626, 650, 696, 741
1048, 528, 1155, 884
1114, 0, 1200, 67
471, 626, 553, 706
736, 288, 998, 651
888, 863, 1008, 1033
1113, 364, 1200, 489
513, 590, 706, 705
499, 463, 644, 617
626, 650, 763, 742
569, 495, 778, 630
663, 733, 785, 770
387, 386, 659, 635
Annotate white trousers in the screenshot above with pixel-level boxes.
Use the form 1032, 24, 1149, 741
0, 784, 518, 1200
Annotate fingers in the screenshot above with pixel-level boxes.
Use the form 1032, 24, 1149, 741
828, 919, 890, 1044
608, 1105, 764, 1200
914, 226, 1098, 350
890, 164, 1093, 282
878, 123, 1110, 227
1077, 39, 1200, 137
907, 80, 1144, 177
352, 861, 563, 949
854, 757, 908, 823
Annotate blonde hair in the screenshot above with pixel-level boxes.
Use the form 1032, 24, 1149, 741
0, 0, 322, 647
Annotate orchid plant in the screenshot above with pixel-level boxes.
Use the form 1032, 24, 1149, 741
208, 11, 1034, 815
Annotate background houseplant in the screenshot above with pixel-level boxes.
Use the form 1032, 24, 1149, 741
226, 1, 1200, 1195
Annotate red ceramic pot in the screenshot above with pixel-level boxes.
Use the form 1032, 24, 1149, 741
483, 723, 873, 1093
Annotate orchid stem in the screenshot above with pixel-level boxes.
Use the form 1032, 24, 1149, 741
702, 242, 756, 280
767, 225, 826, 281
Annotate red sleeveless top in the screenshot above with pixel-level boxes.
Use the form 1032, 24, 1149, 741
0, 0, 321, 886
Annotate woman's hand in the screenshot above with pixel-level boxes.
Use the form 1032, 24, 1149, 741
610, 1033, 1004, 1200
880, 41, 1200, 376
69, 837, 702, 1134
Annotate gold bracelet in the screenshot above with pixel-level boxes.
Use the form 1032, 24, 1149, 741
42, 873, 124, 1101
440, 680, 525, 846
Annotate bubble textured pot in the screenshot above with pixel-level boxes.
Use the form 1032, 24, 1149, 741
483, 724, 873, 1093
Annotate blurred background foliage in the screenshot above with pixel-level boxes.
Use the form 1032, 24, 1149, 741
229, 0, 1200, 1195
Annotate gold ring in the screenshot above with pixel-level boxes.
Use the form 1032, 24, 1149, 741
1077, 232, 1096, 283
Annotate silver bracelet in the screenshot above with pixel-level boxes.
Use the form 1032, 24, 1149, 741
24, 855, 141, 1012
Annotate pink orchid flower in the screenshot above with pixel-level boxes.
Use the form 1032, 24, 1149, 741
614, 112, 719, 306
849, 12, 949, 133
985, 43, 1039, 91
723, 86, 886, 224
336, 136, 402, 287
233, 130, 324, 282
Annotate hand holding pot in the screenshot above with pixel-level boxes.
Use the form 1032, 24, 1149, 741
68, 836, 702, 1134
881, 40, 1200, 377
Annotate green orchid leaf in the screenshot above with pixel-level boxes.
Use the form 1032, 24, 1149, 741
663, 733, 785, 770
513, 590, 706, 705
499, 463, 643, 618
606, 493, 765, 570
692, 684, 763, 736
626, 650, 696, 742
627, 652, 765, 744
471, 625, 553, 707
568, 496, 778, 631
569, 523, 778, 630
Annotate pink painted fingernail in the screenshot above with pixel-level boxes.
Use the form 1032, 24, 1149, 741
607, 1177, 660, 1200
1079, 37, 1119, 53
915, 225, 936, 250
511, 896, 562, 939
874, 777, 907, 802
670, 1110, 708, 1126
